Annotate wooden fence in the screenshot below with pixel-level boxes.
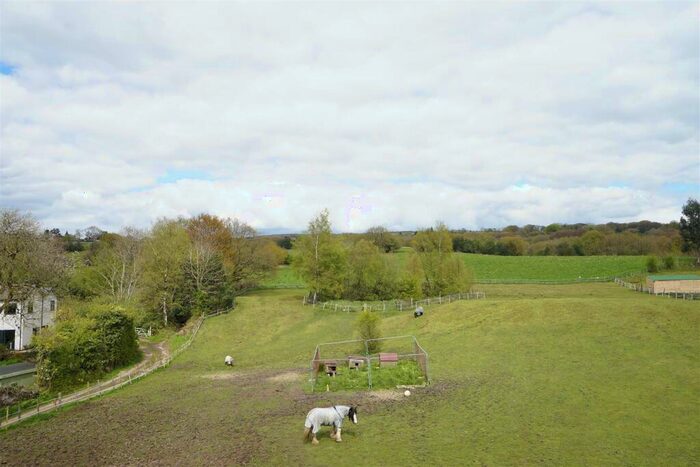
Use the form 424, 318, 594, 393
304, 291, 486, 312
1, 308, 231, 430
613, 278, 699, 300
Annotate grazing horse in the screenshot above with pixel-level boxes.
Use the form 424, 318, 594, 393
303, 405, 357, 444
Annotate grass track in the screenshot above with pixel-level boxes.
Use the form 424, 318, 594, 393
1, 285, 698, 465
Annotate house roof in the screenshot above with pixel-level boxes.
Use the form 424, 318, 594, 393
648, 274, 700, 281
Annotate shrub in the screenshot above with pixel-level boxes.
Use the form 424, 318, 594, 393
34, 307, 140, 391
662, 256, 675, 270
356, 310, 382, 354
645, 256, 659, 273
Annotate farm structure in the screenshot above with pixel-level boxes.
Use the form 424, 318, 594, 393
309, 335, 429, 391
646, 275, 700, 294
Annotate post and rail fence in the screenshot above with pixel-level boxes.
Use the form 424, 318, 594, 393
613, 277, 699, 300
303, 291, 486, 312
1, 307, 232, 430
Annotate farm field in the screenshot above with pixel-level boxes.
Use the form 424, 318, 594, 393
261, 254, 683, 288
1, 284, 698, 466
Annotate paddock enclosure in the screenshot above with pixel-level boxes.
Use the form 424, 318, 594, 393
1, 285, 698, 466
309, 335, 429, 391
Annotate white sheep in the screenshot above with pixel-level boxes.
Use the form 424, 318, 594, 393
224, 355, 234, 366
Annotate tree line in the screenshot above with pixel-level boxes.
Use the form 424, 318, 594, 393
66, 214, 285, 327
270, 200, 699, 260
293, 210, 473, 302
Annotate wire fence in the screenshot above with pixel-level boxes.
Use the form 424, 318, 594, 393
309, 335, 429, 390
303, 291, 485, 312
613, 278, 700, 300
1, 307, 232, 430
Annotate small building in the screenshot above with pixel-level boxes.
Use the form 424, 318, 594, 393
0, 292, 57, 350
646, 275, 700, 294
379, 352, 398, 367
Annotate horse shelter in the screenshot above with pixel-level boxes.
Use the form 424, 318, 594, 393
309, 335, 430, 391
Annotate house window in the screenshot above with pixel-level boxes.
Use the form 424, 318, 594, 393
50, 300, 56, 312
5, 302, 18, 315
27, 301, 34, 313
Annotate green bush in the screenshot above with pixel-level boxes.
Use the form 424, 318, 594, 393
662, 256, 676, 270
34, 307, 141, 391
313, 360, 424, 392
645, 256, 659, 273
356, 310, 382, 354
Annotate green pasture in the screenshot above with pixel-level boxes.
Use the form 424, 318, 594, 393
261, 254, 671, 288
1, 283, 698, 465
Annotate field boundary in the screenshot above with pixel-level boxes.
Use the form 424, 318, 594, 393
613, 278, 699, 300
304, 291, 485, 312
1, 308, 232, 430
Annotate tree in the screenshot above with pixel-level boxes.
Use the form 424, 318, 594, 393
0, 210, 41, 308
344, 240, 397, 300
228, 219, 278, 291
412, 222, 471, 296
293, 209, 347, 302
356, 310, 382, 354
0, 210, 69, 345
185, 216, 230, 314
90, 229, 143, 303
141, 220, 190, 326
365, 226, 400, 253
679, 198, 700, 264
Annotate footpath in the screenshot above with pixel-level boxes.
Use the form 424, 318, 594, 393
0, 308, 230, 430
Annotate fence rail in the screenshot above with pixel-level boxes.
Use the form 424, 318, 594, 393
310, 335, 429, 390
1, 308, 232, 430
613, 278, 699, 300
304, 291, 485, 312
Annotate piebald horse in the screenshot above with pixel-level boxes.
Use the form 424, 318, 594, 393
303, 405, 358, 444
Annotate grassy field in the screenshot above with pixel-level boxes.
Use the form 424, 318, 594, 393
1, 284, 698, 465
458, 253, 649, 281
261, 254, 668, 288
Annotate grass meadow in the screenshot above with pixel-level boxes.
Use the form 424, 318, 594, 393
262, 253, 664, 288
1, 284, 698, 465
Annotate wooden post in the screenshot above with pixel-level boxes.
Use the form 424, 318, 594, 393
5, 406, 8, 422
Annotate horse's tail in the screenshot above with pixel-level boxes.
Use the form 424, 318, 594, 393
303, 427, 312, 442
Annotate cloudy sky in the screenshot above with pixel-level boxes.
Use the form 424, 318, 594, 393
0, 2, 698, 233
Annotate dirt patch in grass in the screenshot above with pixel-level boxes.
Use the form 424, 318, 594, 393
266, 371, 303, 383
202, 372, 244, 381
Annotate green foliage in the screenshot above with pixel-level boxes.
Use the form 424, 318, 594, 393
680, 198, 700, 262
33, 306, 140, 391
365, 226, 401, 253
413, 223, 473, 296
645, 256, 659, 273
344, 240, 398, 300
662, 255, 675, 270
313, 360, 424, 391
292, 209, 347, 301
140, 220, 190, 327
356, 310, 382, 354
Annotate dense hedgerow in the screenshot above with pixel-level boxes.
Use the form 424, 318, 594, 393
34, 306, 141, 391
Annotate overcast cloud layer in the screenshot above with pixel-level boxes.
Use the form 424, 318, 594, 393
1, 2, 698, 233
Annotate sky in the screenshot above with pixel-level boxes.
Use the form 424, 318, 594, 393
0, 2, 698, 234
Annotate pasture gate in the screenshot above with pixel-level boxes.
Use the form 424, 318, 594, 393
309, 335, 430, 391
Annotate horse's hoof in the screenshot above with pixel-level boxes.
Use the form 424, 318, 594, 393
311, 439, 319, 445
336, 439, 342, 443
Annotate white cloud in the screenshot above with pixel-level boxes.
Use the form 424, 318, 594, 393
0, 2, 698, 232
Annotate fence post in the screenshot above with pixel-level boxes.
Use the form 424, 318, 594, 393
366, 356, 372, 389
5, 406, 8, 422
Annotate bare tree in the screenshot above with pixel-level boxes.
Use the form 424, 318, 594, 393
92, 228, 143, 303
